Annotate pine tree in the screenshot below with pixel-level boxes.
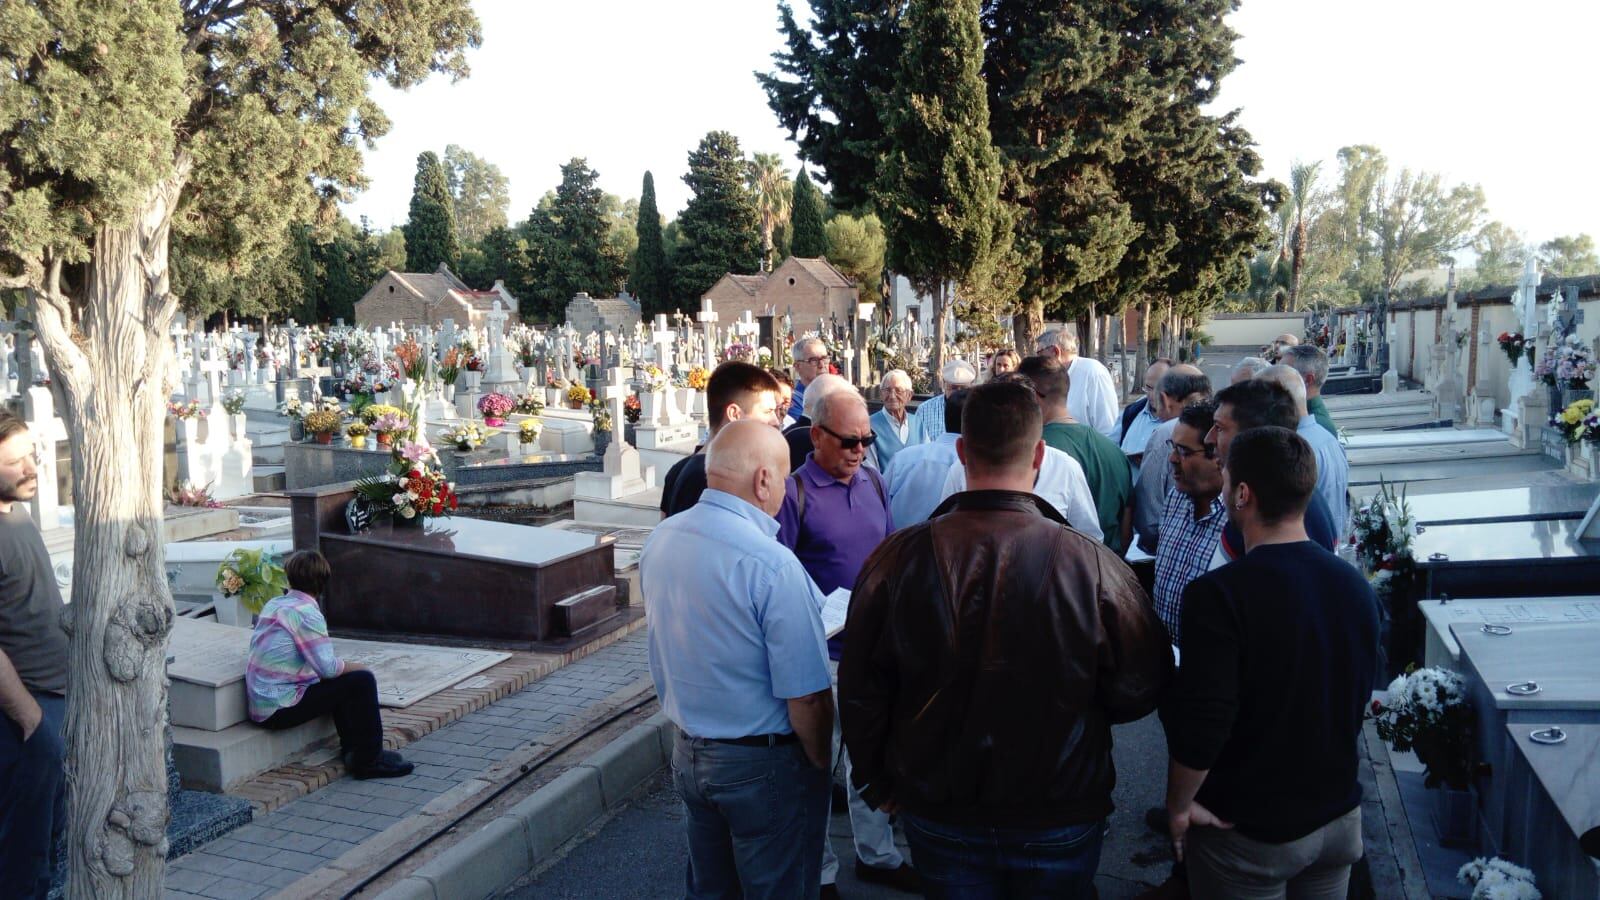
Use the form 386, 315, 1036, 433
632, 172, 670, 312
875, 0, 1007, 376
672, 131, 763, 299
526, 158, 627, 315
789, 170, 828, 258
404, 151, 460, 272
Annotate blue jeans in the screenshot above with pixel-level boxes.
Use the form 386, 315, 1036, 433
672, 730, 829, 899
902, 813, 1106, 900
0, 692, 67, 900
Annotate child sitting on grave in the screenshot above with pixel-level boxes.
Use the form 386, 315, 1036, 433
245, 550, 414, 780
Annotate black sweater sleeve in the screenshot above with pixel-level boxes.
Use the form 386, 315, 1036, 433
1159, 575, 1241, 770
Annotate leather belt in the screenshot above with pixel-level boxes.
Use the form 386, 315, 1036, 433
708, 732, 799, 748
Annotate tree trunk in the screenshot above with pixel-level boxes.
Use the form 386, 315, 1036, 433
931, 280, 947, 383
1135, 300, 1150, 385
1098, 313, 1112, 367
1013, 297, 1043, 352
1082, 303, 1099, 359
28, 168, 187, 898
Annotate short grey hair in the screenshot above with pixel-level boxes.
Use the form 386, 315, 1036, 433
1258, 364, 1308, 411
792, 337, 827, 363
802, 373, 851, 421
1036, 328, 1077, 354
812, 381, 866, 430
1283, 344, 1329, 387
1231, 356, 1269, 382
881, 369, 912, 392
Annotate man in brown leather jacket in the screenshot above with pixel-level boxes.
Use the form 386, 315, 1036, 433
839, 380, 1173, 898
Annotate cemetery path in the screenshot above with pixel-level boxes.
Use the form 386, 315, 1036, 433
162, 633, 653, 900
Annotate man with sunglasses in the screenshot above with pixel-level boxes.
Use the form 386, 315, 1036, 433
777, 389, 918, 897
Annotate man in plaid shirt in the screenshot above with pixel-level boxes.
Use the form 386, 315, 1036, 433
1152, 402, 1226, 647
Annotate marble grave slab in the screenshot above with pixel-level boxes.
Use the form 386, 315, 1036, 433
1343, 427, 1507, 450
168, 616, 510, 730
1403, 483, 1600, 525
1415, 518, 1600, 599
1503, 721, 1600, 900
1419, 597, 1600, 667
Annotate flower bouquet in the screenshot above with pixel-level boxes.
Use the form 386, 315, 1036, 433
1457, 858, 1541, 900
221, 389, 247, 415
1534, 352, 1557, 387
477, 391, 515, 426
465, 355, 485, 373
720, 342, 755, 364
1370, 666, 1474, 790
518, 418, 542, 446
1552, 335, 1594, 390
215, 548, 289, 615
370, 412, 411, 447
566, 383, 592, 409
168, 400, 206, 420
1550, 397, 1597, 445
642, 364, 669, 393
686, 366, 710, 392
1350, 479, 1417, 589
590, 400, 613, 434
353, 442, 458, 526
439, 422, 489, 452
360, 403, 404, 426
393, 338, 427, 382
623, 394, 641, 424
514, 393, 545, 415
168, 480, 221, 509
278, 397, 305, 421
303, 409, 342, 444
1497, 331, 1529, 367
439, 347, 462, 387
345, 421, 370, 449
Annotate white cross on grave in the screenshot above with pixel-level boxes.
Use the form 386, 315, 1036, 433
697, 299, 719, 370
602, 368, 633, 449
650, 314, 676, 369
200, 342, 229, 413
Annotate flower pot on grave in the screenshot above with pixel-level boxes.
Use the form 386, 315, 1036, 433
391, 511, 423, 528
624, 423, 637, 446
314, 432, 334, 445
463, 372, 482, 392
376, 432, 392, 448
593, 430, 611, 457
484, 416, 505, 428
568, 399, 584, 410
288, 418, 305, 442
1430, 785, 1475, 848
443, 384, 457, 403
349, 435, 367, 450
546, 387, 563, 407
230, 414, 248, 443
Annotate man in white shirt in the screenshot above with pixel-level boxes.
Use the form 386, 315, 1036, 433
938, 445, 1104, 541
885, 389, 966, 528
1036, 328, 1120, 439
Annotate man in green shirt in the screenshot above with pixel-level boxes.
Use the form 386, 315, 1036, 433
1286, 344, 1338, 438
1017, 355, 1134, 553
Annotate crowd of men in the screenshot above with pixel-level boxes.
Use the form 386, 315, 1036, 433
643, 330, 1378, 900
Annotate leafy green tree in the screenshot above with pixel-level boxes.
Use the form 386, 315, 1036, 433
1539, 234, 1599, 277
824, 213, 886, 305
444, 144, 511, 244
1285, 160, 1322, 309
352, 216, 386, 290
748, 153, 793, 270
479, 225, 537, 315
319, 219, 367, 323
374, 226, 408, 273
875, 0, 1007, 375
631, 171, 671, 312
1471, 221, 1529, 287
789, 169, 829, 259
1368, 168, 1486, 299
672, 132, 763, 300
760, 1, 904, 210
0, 2, 478, 894
524, 159, 627, 316
404, 151, 461, 272
603, 193, 640, 275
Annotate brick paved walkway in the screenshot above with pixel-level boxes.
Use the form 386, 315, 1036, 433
164, 633, 652, 900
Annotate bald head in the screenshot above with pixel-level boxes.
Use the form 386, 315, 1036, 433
1258, 364, 1309, 417
705, 420, 791, 517
1155, 364, 1211, 419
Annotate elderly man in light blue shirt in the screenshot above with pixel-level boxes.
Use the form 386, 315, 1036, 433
1261, 365, 1349, 532
887, 388, 967, 528
643, 421, 835, 898
910, 358, 977, 439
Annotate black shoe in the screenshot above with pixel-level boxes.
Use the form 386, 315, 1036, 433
855, 860, 921, 894
351, 750, 414, 780
831, 782, 850, 812
1145, 805, 1170, 836
820, 884, 840, 900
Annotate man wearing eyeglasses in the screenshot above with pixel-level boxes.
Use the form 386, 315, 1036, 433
777, 389, 919, 897
788, 337, 832, 421
1152, 402, 1227, 647
0, 410, 68, 900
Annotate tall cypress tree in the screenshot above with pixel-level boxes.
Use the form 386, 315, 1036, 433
789, 170, 828, 258
538, 158, 627, 305
403, 151, 460, 272
875, 0, 1006, 376
672, 131, 763, 300
632, 171, 670, 312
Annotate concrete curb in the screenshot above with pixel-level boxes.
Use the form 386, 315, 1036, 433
377, 713, 673, 900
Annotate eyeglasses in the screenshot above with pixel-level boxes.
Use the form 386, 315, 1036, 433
799, 355, 831, 366
817, 423, 877, 450
1166, 439, 1214, 461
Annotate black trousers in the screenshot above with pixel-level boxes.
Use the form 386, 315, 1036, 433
261, 670, 383, 767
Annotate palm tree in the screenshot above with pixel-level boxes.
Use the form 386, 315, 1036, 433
1287, 160, 1322, 310
747, 152, 792, 272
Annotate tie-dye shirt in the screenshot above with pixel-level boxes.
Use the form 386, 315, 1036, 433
245, 590, 345, 722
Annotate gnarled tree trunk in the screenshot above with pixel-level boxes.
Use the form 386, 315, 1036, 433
28, 164, 188, 898
1013, 297, 1043, 352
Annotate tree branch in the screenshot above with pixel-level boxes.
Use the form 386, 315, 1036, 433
28, 255, 90, 389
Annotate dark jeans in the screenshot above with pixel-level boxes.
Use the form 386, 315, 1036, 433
902, 813, 1106, 900
0, 692, 67, 900
261, 670, 383, 767
672, 729, 830, 899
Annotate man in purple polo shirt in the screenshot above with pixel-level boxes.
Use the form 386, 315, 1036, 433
777, 388, 915, 897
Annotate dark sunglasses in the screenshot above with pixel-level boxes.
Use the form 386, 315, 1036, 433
1166, 439, 1215, 460
817, 423, 877, 450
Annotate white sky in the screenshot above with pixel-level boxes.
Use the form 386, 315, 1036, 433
343, 0, 1600, 248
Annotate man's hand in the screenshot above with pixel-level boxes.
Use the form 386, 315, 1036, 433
1168, 800, 1231, 862
878, 798, 900, 815
9, 693, 42, 742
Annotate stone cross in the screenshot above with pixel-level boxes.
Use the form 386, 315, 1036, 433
601, 367, 632, 446
200, 341, 229, 417
650, 314, 676, 370
439, 318, 458, 351
486, 301, 508, 355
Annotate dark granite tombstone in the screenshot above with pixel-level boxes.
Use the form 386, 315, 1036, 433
289, 483, 634, 649
1415, 518, 1600, 600
1407, 483, 1600, 526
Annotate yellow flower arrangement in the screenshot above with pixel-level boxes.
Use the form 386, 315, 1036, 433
566, 384, 592, 407
687, 366, 710, 391
360, 403, 404, 425
303, 409, 342, 434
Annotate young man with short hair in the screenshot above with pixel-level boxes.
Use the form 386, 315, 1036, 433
659, 362, 782, 518
1160, 426, 1377, 899
1018, 355, 1133, 552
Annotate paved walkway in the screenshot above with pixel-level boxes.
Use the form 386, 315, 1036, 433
164, 633, 653, 900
